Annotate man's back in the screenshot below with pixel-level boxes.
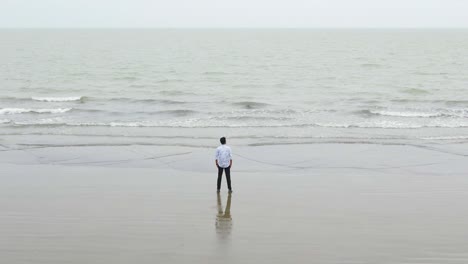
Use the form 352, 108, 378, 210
216, 145, 232, 168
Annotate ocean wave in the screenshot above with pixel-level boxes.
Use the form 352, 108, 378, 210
315, 121, 423, 129
413, 71, 449, 76
0, 97, 31, 103
159, 90, 197, 96
64, 108, 197, 116
232, 101, 270, 109
357, 107, 468, 118
14, 118, 65, 125
209, 109, 298, 116
151, 109, 197, 116
390, 99, 468, 106
0, 119, 10, 124
315, 121, 468, 129
32, 96, 84, 102
0, 108, 72, 115
8, 119, 468, 129
128, 84, 148, 89
420, 136, 468, 140
222, 116, 293, 121
400, 88, 430, 95
445, 100, 468, 106
155, 78, 185, 83
108, 98, 186, 104
113, 76, 138, 81
365, 110, 442, 118
203, 71, 231, 75
360, 63, 384, 68
9, 120, 294, 128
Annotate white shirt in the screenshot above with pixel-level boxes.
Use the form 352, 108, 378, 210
215, 145, 232, 168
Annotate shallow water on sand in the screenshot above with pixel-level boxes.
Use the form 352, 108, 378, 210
1, 143, 468, 263
1, 159, 468, 264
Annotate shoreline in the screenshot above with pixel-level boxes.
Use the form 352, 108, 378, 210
1, 141, 466, 174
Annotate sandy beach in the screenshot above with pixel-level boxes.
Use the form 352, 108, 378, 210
1, 142, 468, 264
2, 27, 468, 264
2, 3, 468, 262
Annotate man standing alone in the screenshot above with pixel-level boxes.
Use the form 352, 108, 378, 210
215, 137, 232, 193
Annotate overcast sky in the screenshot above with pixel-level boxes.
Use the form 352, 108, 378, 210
1, 0, 468, 28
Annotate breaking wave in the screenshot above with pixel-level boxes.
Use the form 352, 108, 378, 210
314, 121, 468, 129
107, 98, 186, 104
421, 136, 468, 140
0, 108, 72, 115
31, 96, 84, 102
8, 119, 468, 129
358, 108, 468, 118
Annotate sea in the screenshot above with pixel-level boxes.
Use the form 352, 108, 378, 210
1, 29, 468, 148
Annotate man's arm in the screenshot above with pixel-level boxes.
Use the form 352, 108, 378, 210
229, 148, 232, 167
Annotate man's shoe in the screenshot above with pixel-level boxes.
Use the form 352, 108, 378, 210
228, 189, 233, 193
217, 189, 220, 193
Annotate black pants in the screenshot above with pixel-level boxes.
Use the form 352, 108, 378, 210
217, 166, 232, 190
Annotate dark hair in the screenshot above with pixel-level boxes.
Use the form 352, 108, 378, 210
220, 137, 226, 144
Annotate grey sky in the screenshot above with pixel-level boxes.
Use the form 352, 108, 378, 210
1, 0, 468, 28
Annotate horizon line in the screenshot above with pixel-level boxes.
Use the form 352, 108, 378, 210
1, 27, 468, 30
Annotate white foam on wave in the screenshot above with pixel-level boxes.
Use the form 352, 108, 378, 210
14, 117, 65, 125
370, 110, 442, 118
7, 118, 468, 129
313, 123, 352, 128
0, 119, 10, 124
66, 122, 146, 127
0, 108, 72, 115
32, 96, 83, 102
447, 108, 468, 118
315, 120, 468, 129
356, 121, 424, 129
421, 136, 468, 140
368, 108, 468, 118
110, 122, 146, 127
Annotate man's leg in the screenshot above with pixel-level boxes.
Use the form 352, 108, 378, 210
225, 166, 232, 191
217, 166, 223, 190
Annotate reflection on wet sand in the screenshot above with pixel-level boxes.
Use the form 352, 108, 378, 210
216, 193, 232, 240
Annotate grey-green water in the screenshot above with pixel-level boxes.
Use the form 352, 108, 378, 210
1, 29, 468, 147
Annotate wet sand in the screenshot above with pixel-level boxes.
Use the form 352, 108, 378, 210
1, 143, 468, 263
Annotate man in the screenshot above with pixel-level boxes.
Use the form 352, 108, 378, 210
215, 137, 232, 193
